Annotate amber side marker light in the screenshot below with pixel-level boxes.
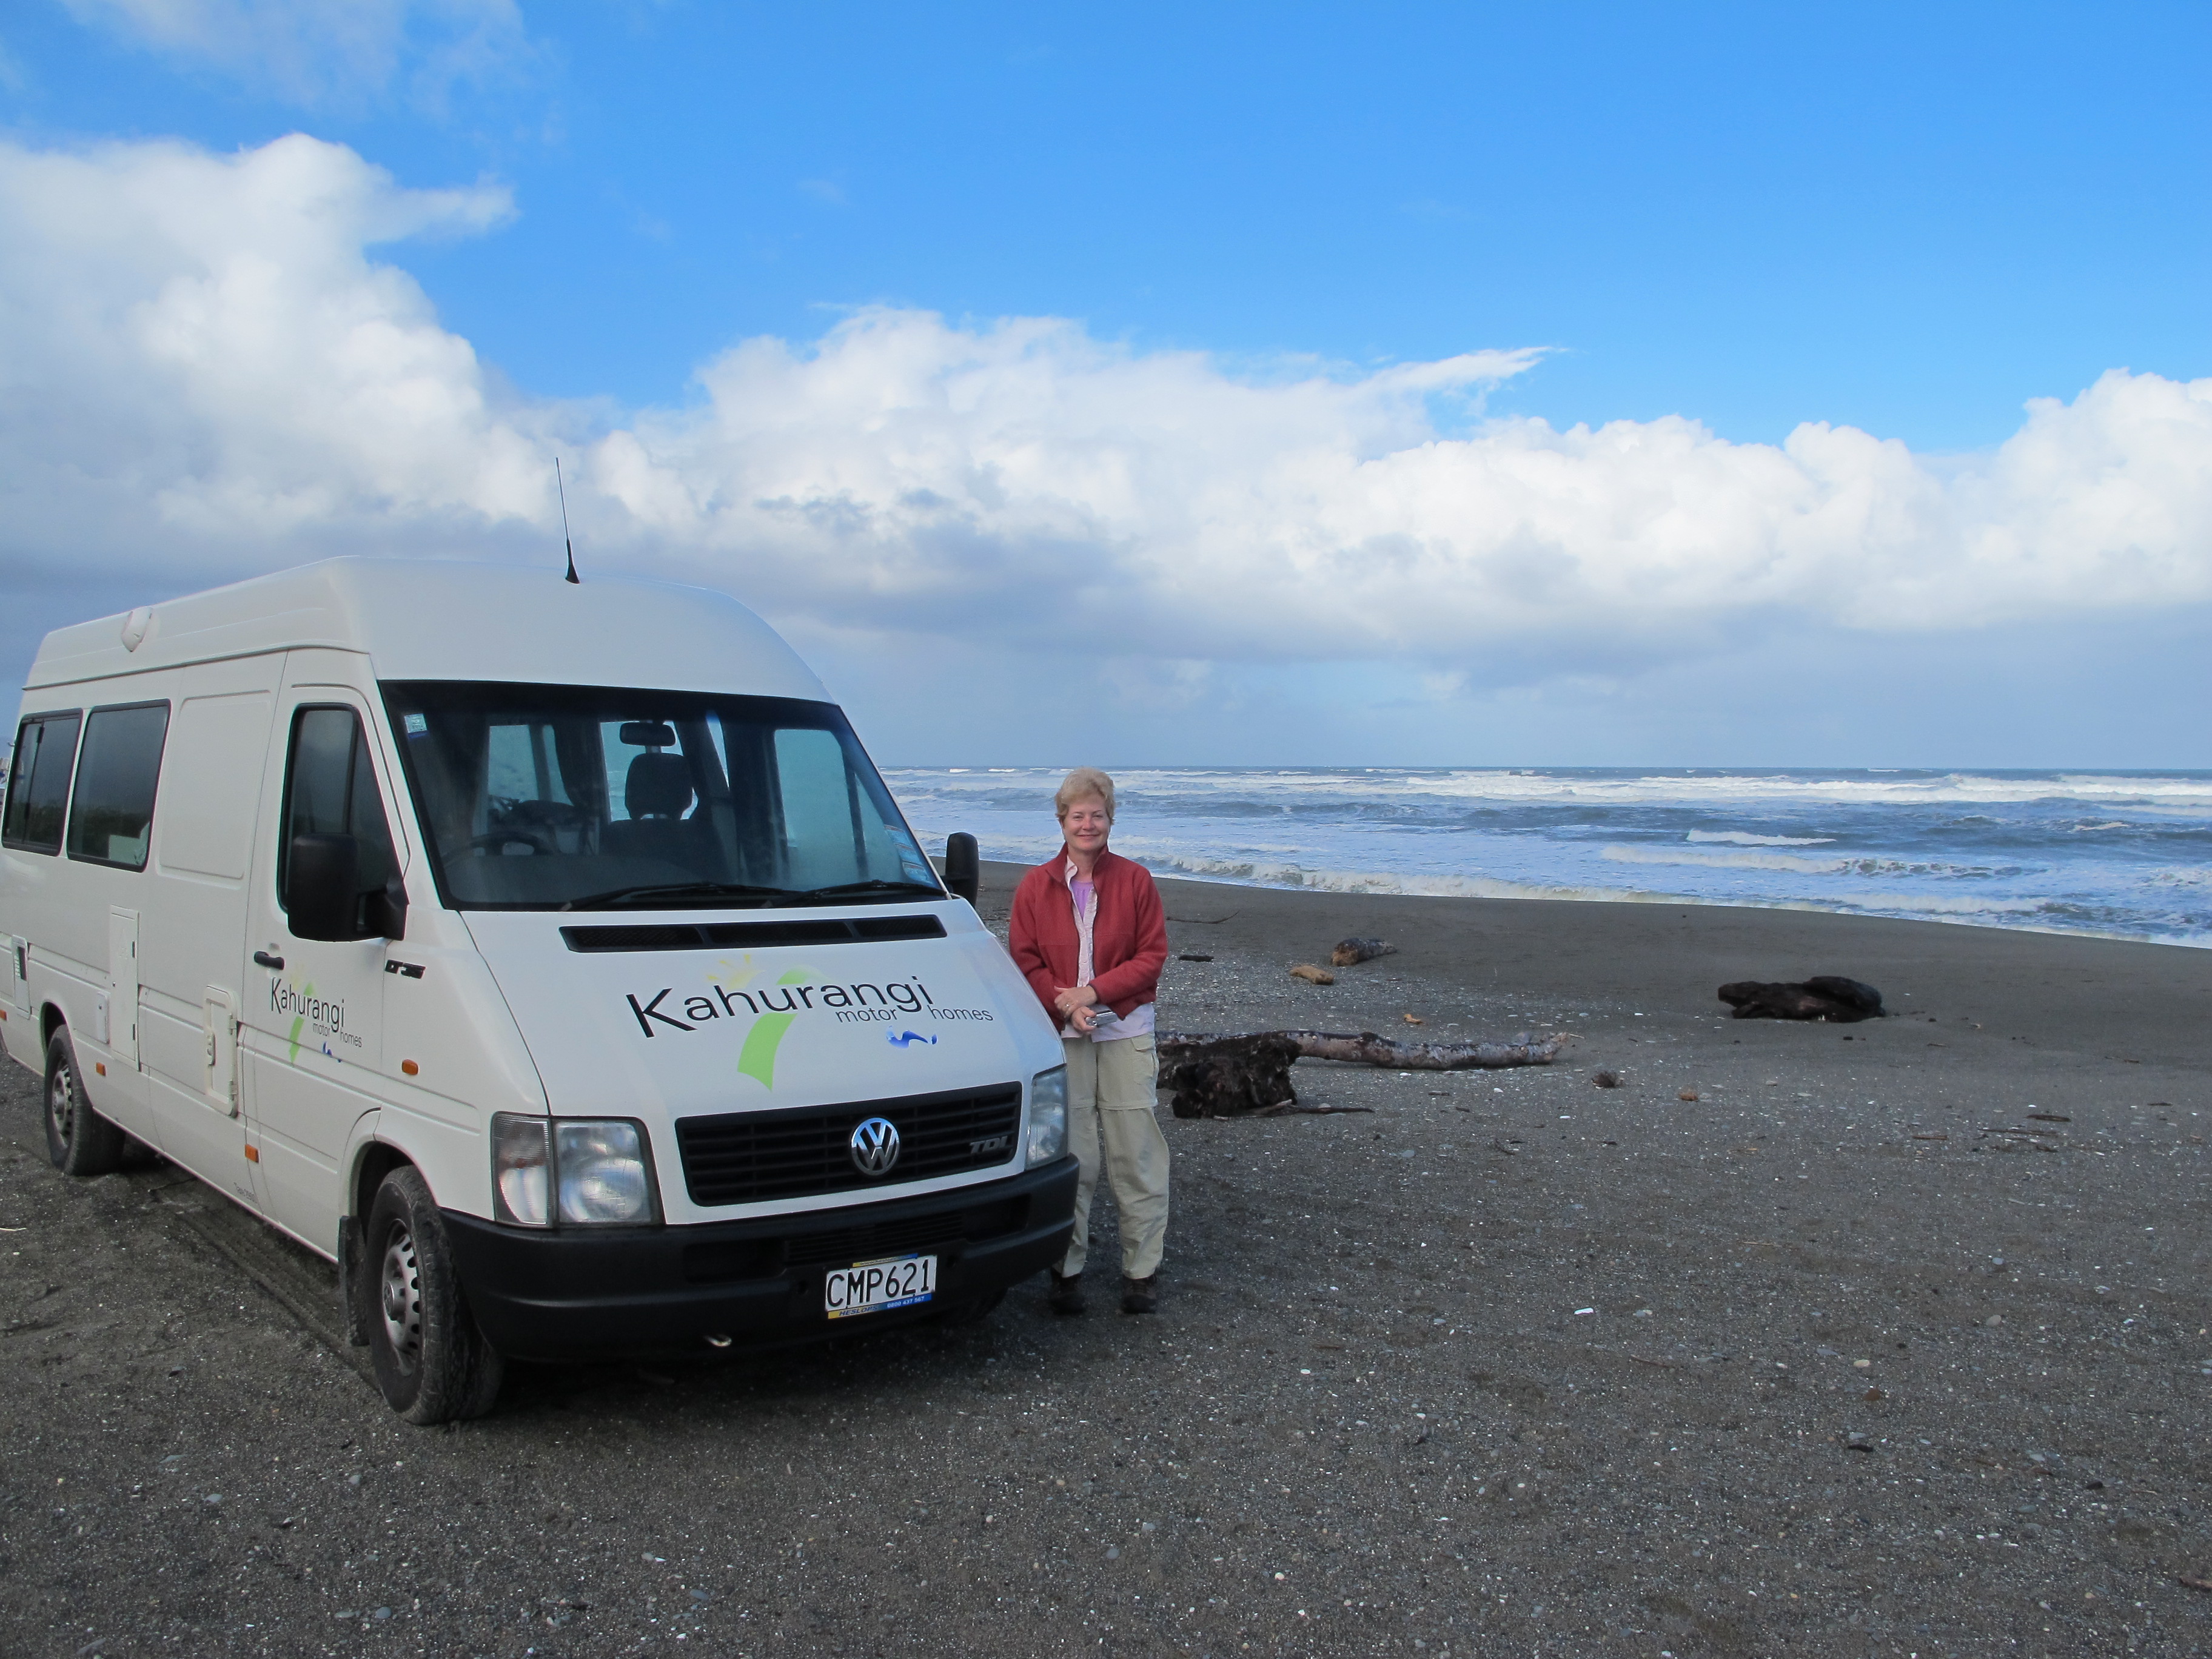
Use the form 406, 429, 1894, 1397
244, 1145, 260, 1163
400, 1059, 420, 1076
95, 1062, 106, 1076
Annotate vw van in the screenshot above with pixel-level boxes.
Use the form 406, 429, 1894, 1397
0, 559, 1076, 1423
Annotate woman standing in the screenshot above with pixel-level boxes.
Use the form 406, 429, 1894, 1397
1009, 768, 1171, 1315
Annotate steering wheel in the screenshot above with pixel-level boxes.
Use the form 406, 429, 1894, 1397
461, 828, 557, 856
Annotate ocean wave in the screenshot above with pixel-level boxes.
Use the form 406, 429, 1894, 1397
2142, 867, 2212, 889
1685, 830, 1837, 846
1600, 845, 2009, 880
1605, 844, 1848, 874
887, 765, 2212, 813
893, 765, 2212, 948
1133, 851, 1663, 906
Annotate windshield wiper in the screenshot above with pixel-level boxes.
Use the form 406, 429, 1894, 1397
790, 878, 947, 904
559, 881, 794, 911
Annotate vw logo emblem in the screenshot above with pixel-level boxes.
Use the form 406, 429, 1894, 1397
849, 1116, 902, 1177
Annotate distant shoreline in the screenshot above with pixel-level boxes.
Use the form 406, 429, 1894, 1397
967, 854, 2212, 952
901, 765, 2212, 950
973, 858, 2211, 1067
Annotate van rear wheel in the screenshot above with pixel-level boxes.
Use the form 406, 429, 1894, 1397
45, 1029, 125, 1177
357, 1167, 504, 1424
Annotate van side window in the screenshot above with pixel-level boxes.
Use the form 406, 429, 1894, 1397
65, 702, 172, 870
1, 712, 84, 856
278, 708, 397, 920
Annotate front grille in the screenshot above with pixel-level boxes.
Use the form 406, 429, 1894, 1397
676, 1083, 1022, 1207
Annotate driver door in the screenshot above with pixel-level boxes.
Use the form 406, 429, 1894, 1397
240, 666, 400, 1248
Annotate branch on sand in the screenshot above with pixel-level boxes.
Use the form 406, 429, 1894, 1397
1160, 1030, 1568, 1070
1155, 1029, 1568, 1119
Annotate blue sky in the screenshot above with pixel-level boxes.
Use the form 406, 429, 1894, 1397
2, 1, 2208, 765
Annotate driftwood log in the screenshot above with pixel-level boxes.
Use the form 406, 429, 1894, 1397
1717, 976, 1885, 1022
1158, 1033, 1303, 1119
1162, 1030, 1567, 1070
1156, 1028, 1567, 1114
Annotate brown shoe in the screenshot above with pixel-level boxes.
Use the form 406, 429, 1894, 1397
1048, 1270, 1085, 1316
1120, 1275, 1158, 1315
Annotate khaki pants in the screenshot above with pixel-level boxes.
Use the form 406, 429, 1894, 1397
1057, 1034, 1170, 1281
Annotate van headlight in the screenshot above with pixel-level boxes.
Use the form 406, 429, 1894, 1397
492, 1114, 657, 1227
491, 1114, 550, 1226
1027, 1065, 1068, 1166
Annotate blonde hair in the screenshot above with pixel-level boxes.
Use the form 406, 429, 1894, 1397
1054, 766, 1116, 822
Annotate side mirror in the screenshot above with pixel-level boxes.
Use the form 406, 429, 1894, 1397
287, 833, 363, 942
943, 832, 980, 906
368, 875, 408, 942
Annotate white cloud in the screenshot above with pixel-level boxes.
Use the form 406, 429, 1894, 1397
3, 131, 2211, 686
0, 133, 537, 574
58, 0, 529, 107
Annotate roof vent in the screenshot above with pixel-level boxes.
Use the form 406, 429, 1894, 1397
119, 607, 155, 652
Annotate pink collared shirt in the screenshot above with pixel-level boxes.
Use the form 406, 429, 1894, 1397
1062, 857, 1155, 1043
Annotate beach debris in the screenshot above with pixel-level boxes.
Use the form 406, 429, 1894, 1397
1158, 1033, 1298, 1117
1241, 1030, 1562, 1069
1157, 1029, 1564, 1115
1290, 964, 1336, 985
1330, 937, 1398, 967
2026, 1111, 2070, 1122
1177, 953, 1214, 962
1717, 976, 1885, 1022
1677, 1088, 1700, 1102
1401, 1013, 1425, 1026
1154, 1033, 1373, 1118
1592, 1070, 1621, 1088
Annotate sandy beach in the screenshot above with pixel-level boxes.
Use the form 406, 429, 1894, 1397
1, 873, 2206, 1656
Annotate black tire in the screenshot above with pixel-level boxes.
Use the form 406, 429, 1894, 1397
357, 1167, 504, 1424
44, 1028, 125, 1178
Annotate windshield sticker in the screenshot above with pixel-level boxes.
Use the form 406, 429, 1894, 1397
620, 954, 999, 1090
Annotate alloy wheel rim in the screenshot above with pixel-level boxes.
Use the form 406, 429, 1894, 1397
47, 1060, 73, 1145
378, 1228, 423, 1375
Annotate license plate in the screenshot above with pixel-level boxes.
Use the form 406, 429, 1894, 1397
823, 1254, 937, 1319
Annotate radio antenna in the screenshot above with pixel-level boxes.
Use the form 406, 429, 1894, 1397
555, 456, 580, 584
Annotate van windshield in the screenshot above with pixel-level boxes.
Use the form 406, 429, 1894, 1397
381, 682, 942, 911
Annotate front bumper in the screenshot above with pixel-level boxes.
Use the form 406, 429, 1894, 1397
443, 1156, 1078, 1360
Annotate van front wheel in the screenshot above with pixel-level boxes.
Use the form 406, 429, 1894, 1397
45, 1029, 125, 1177
358, 1167, 504, 1424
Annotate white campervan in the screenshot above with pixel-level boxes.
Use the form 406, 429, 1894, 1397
0, 559, 1075, 1423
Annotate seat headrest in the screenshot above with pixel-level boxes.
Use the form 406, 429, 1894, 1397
625, 752, 694, 820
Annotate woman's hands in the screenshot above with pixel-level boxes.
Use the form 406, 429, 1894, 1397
1055, 984, 1102, 1032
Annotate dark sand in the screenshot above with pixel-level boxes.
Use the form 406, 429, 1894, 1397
0, 868, 2206, 1657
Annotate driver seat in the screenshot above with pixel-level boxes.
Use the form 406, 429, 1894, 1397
602, 753, 700, 868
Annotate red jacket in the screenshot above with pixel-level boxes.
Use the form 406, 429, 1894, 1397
1009, 847, 1168, 1022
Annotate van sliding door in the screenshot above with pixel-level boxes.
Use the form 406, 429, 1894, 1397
140, 660, 280, 1207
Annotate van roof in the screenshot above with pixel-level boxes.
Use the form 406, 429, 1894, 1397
24, 557, 831, 702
